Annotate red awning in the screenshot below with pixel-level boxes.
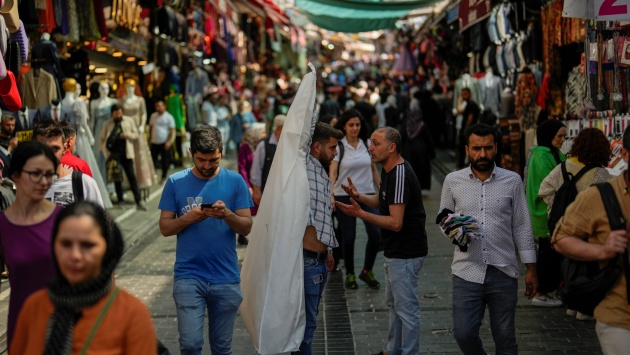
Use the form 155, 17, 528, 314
210, 0, 240, 24
249, 0, 290, 26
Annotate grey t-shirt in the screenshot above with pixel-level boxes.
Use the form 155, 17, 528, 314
45, 173, 104, 207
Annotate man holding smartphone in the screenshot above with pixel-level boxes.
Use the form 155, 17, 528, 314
158, 125, 253, 355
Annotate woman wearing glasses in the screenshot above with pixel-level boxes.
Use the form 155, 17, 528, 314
0, 141, 61, 348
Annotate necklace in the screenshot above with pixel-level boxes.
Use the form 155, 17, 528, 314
584, 21, 595, 110
597, 32, 605, 101
612, 32, 623, 101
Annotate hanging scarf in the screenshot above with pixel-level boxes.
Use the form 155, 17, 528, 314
519, 103, 538, 130
43, 204, 124, 355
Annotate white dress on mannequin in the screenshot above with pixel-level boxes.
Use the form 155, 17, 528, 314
120, 86, 158, 189
61, 87, 113, 208
90, 83, 117, 179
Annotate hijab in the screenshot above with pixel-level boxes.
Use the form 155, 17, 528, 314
43, 202, 124, 355
536, 120, 565, 165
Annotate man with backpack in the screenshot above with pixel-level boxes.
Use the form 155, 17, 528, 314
250, 114, 285, 205
33, 121, 103, 207
553, 126, 630, 355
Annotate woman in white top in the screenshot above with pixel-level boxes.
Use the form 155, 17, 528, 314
329, 109, 382, 290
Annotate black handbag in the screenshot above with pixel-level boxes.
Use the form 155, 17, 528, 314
559, 182, 630, 317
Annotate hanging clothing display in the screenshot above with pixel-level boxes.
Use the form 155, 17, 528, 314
20, 68, 58, 109
453, 74, 482, 109
480, 72, 503, 117
565, 66, 586, 114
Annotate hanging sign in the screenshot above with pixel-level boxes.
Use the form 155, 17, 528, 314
564, 0, 630, 20
459, 0, 492, 32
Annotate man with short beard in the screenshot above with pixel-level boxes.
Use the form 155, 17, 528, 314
293, 122, 343, 354
158, 125, 254, 355
439, 123, 537, 355
0, 115, 17, 154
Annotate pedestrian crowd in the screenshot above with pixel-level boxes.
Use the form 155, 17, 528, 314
0, 61, 627, 355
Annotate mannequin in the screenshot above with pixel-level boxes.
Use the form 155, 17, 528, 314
90, 81, 117, 179
119, 79, 158, 190
60, 78, 113, 208
20, 66, 58, 110
185, 60, 209, 129
480, 68, 503, 117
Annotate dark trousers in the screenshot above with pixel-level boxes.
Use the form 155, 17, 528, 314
536, 237, 564, 294
115, 156, 141, 204
151, 143, 171, 178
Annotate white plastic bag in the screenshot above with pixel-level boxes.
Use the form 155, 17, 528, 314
240, 63, 318, 354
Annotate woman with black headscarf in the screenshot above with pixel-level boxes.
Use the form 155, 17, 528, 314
525, 119, 566, 307
10, 201, 157, 354
402, 90, 435, 191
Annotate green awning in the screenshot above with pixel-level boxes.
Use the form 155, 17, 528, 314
295, 0, 439, 33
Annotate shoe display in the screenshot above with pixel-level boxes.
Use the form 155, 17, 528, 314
359, 269, 380, 290
345, 274, 358, 290
531, 294, 562, 307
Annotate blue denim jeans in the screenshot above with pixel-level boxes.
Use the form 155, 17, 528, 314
335, 195, 381, 275
292, 256, 328, 355
384, 256, 425, 355
452, 266, 518, 355
173, 279, 242, 355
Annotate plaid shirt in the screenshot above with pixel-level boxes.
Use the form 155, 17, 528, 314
306, 154, 338, 249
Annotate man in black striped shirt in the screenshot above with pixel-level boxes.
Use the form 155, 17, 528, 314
336, 126, 428, 355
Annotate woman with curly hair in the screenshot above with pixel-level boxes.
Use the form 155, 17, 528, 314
539, 128, 611, 319
525, 120, 566, 307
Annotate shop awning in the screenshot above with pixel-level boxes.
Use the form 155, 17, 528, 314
249, 0, 291, 26
563, 0, 630, 21
294, 0, 441, 33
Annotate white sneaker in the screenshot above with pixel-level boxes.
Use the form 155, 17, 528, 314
566, 309, 577, 317
576, 312, 593, 321
532, 294, 563, 307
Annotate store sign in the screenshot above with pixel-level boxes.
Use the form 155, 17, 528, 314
563, 0, 630, 20
459, 0, 492, 32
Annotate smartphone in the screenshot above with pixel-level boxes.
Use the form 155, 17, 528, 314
200, 203, 214, 209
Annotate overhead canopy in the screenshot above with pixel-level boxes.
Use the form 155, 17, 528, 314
294, 0, 441, 33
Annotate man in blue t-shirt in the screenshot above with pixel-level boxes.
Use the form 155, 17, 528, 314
158, 125, 253, 355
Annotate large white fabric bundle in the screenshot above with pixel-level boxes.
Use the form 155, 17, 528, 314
240, 63, 318, 354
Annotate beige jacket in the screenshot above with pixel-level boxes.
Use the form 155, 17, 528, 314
99, 115, 139, 160
20, 69, 58, 110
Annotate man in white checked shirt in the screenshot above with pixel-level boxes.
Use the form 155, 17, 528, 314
295, 121, 344, 354
439, 123, 538, 355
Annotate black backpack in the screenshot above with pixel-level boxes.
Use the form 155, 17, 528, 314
547, 163, 595, 235
71, 170, 84, 203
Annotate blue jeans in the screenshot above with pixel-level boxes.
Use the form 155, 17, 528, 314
292, 256, 328, 355
384, 256, 424, 355
335, 195, 381, 275
173, 279, 242, 355
452, 266, 518, 355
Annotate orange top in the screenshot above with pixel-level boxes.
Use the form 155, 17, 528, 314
10, 288, 157, 355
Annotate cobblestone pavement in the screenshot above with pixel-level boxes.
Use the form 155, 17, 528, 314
0, 150, 604, 354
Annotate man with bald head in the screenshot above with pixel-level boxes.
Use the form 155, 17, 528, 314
336, 126, 428, 355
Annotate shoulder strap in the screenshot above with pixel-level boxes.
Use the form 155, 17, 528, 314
338, 141, 345, 168
80, 287, 119, 355
71, 170, 84, 203
572, 164, 597, 183
595, 182, 630, 305
560, 162, 571, 182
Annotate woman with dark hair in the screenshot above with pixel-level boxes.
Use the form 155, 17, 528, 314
525, 119, 567, 307
0, 141, 61, 348
539, 128, 611, 319
10, 201, 157, 354
330, 109, 382, 289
